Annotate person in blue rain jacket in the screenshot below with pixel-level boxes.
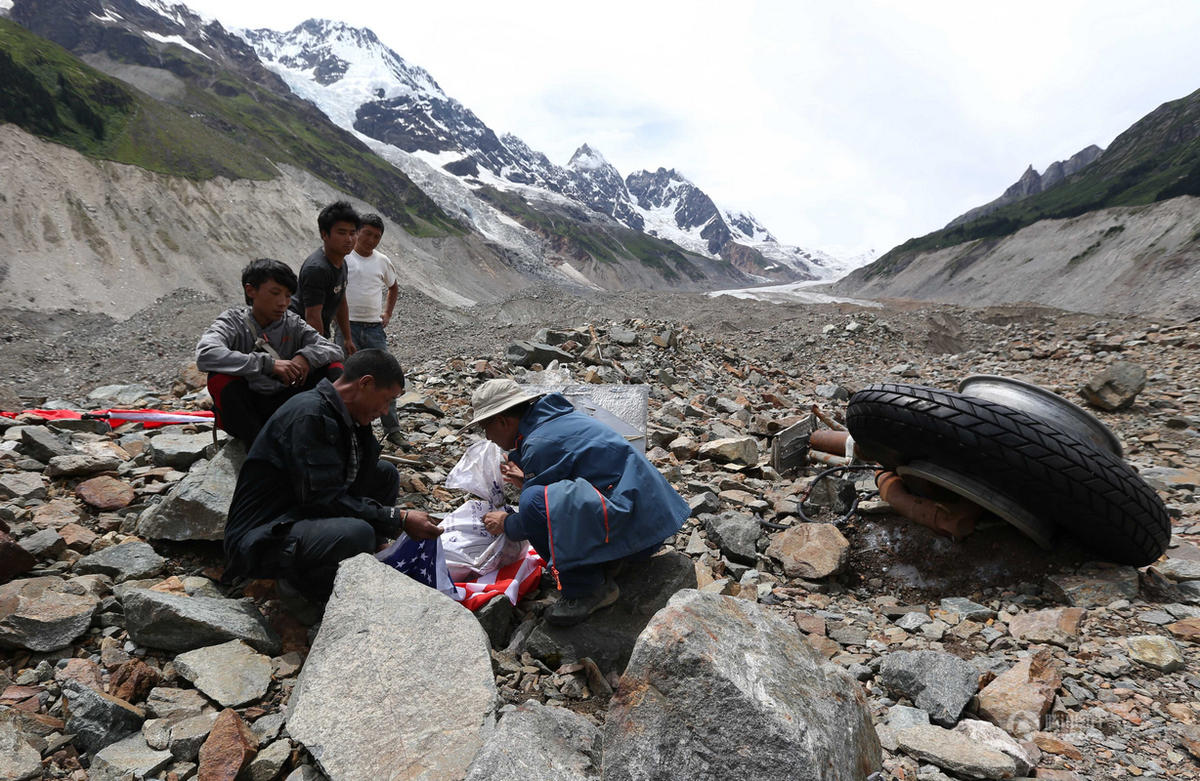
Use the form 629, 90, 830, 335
467, 379, 689, 626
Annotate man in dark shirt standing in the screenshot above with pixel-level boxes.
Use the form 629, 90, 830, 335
224, 348, 442, 601
290, 200, 360, 358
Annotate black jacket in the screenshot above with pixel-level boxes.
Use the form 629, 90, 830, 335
224, 379, 401, 578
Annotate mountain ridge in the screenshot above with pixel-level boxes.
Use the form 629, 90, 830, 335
240, 17, 868, 282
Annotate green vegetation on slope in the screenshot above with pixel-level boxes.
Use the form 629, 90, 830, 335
0, 18, 275, 180
0, 18, 459, 236
477, 186, 708, 282
865, 87, 1200, 278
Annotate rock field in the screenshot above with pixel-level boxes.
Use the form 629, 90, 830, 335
1, 285, 1199, 780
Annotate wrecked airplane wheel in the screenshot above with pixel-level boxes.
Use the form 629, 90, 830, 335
845, 383, 1170, 566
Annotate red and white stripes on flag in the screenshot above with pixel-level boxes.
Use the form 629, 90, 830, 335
453, 548, 545, 612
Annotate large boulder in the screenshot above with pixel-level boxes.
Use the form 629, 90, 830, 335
138, 441, 245, 541
0, 576, 100, 651
121, 589, 280, 654
465, 700, 600, 781
287, 554, 497, 781
522, 551, 697, 674
603, 589, 881, 780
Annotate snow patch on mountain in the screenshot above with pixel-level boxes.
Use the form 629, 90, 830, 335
242, 20, 443, 128
144, 30, 209, 58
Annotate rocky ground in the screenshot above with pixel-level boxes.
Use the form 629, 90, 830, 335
1, 286, 1199, 780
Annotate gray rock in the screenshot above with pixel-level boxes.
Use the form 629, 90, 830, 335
45, 452, 122, 478
700, 511, 759, 564
466, 700, 599, 781
138, 441, 245, 541
0, 712, 42, 781
167, 712, 219, 761
18, 426, 75, 462
75, 541, 166, 582
18, 528, 65, 558
144, 687, 213, 720
122, 589, 281, 654
610, 328, 638, 346
939, 597, 995, 622
1176, 581, 1200, 604
1127, 634, 1185, 671
0, 576, 100, 651
506, 341, 576, 367
894, 724, 1016, 780
896, 612, 932, 631
284, 766, 324, 781
803, 479, 857, 517
48, 417, 111, 434
522, 551, 697, 674
88, 384, 159, 405
287, 555, 497, 781
1045, 568, 1139, 607
878, 651, 978, 727
1079, 361, 1146, 411
247, 738, 293, 781
887, 705, 931, 729
687, 491, 720, 516
88, 733, 173, 781
603, 589, 881, 781
952, 719, 1033, 776
0, 473, 47, 501
1158, 557, 1200, 582
697, 436, 758, 466
174, 640, 273, 707
251, 713, 286, 746
475, 594, 514, 648
815, 383, 850, 401
147, 432, 214, 470
62, 679, 145, 754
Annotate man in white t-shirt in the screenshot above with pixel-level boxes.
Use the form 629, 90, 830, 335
345, 213, 405, 447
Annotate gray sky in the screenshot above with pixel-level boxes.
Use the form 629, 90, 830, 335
184, 0, 1200, 257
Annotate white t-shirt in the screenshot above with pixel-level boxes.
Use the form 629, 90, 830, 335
345, 249, 398, 323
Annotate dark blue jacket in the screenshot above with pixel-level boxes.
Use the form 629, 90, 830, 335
503, 394, 688, 574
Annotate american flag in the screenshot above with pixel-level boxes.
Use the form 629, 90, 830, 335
377, 536, 544, 611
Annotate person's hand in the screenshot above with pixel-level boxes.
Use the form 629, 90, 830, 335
500, 460, 524, 490
293, 353, 311, 383
482, 510, 508, 536
402, 509, 442, 540
381, 311, 393, 328
344, 337, 357, 356
271, 359, 302, 384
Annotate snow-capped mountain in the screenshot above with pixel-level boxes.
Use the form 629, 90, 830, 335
242, 19, 858, 281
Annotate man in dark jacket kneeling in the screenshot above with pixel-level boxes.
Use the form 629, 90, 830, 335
224, 349, 442, 601
468, 379, 689, 626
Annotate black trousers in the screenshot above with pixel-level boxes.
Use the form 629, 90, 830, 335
260, 460, 400, 601
208, 365, 341, 444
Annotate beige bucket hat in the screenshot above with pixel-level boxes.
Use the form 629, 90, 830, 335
463, 379, 543, 429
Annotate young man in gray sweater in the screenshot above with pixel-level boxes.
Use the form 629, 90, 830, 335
196, 258, 344, 443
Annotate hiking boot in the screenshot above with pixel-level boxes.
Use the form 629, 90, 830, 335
384, 430, 411, 451
275, 578, 325, 626
544, 578, 620, 627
